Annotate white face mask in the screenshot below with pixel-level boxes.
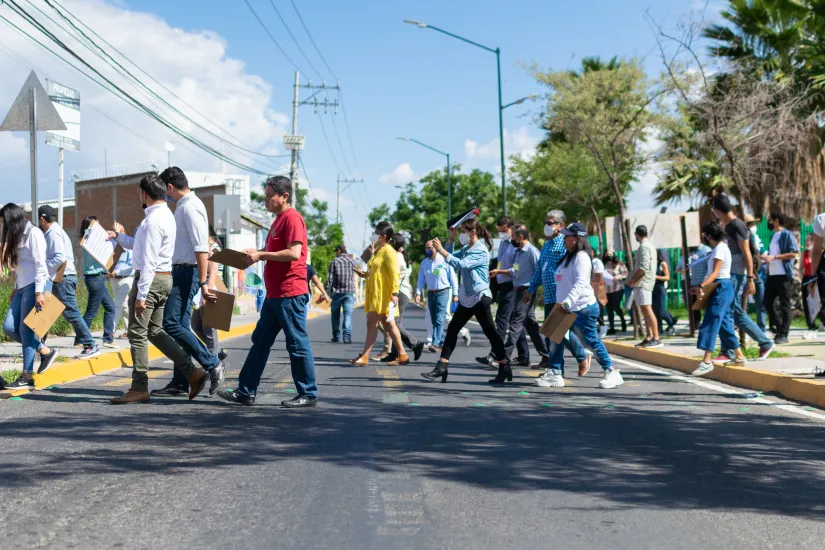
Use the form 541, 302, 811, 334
370, 233, 380, 244
499, 232, 510, 241
544, 224, 554, 238
459, 233, 471, 246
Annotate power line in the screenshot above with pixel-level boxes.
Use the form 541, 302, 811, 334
330, 114, 353, 177
289, 0, 338, 81
241, 0, 304, 74
338, 90, 363, 174
265, 0, 323, 81
315, 112, 346, 176
2, 1, 271, 175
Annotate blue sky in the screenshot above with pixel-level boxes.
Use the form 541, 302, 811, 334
0, 0, 720, 250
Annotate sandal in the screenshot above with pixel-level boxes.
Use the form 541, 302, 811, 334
349, 354, 369, 366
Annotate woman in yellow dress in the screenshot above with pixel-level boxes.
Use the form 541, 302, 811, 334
349, 221, 409, 366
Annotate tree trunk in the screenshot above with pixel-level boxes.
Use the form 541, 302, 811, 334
591, 205, 603, 255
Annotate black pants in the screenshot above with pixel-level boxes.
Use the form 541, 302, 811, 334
605, 290, 626, 332
504, 287, 548, 359
764, 274, 793, 338
442, 296, 505, 361
653, 284, 675, 333
390, 293, 418, 354
488, 282, 529, 360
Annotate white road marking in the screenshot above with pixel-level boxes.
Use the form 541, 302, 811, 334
611, 356, 825, 422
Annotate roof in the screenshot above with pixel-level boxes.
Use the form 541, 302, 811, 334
241, 212, 273, 229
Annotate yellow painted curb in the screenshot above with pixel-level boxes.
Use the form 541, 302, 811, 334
605, 341, 825, 409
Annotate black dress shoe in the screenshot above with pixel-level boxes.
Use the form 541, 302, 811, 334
475, 355, 495, 367
208, 362, 226, 395
150, 383, 188, 397
413, 341, 425, 361
514, 357, 530, 367
218, 348, 229, 361
216, 388, 256, 406
5, 376, 34, 389
281, 395, 317, 408
344, 339, 352, 344
380, 353, 398, 363
330, 337, 340, 343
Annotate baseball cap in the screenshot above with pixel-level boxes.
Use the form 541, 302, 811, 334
38, 205, 57, 219
561, 222, 587, 237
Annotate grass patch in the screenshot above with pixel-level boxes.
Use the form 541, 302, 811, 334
1, 369, 22, 384
696, 346, 791, 361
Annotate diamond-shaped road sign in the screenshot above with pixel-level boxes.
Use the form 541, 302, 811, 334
0, 71, 67, 132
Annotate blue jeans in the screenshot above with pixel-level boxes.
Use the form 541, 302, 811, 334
238, 294, 317, 398
80, 273, 115, 344
549, 302, 612, 372
3, 283, 42, 374
727, 273, 772, 352
53, 275, 95, 347
165, 265, 219, 388
428, 290, 450, 347
330, 292, 355, 341
753, 278, 766, 332
545, 302, 587, 374
697, 278, 739, 352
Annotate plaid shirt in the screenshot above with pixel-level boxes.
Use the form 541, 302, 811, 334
326, 254, 356, 295
528, 234, 567, 304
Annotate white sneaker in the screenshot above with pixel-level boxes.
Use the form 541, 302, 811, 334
599, 369, 624, 389
536, 370, 565, 388
803, 330, 819, 340
462, 330, 471, 347
599, 325, 608, 337
692, 362, 714, 377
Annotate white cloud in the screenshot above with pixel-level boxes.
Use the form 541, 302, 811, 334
0, 0, 289, 202
378, 163, 418, 186
0, 133, 26, 163
463, 127, 539, 171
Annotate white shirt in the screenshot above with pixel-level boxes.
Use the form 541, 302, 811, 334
116, 203, 176, 300
397, 251, 413, 298
556, 251, 596, 312
813, 213, 825, 238
592, 258, 604, 274
768, 232, 784, 276
15, 222, 49, 293
43, 222, 77, 279
707, 241, 732, 280
172, 191, 209, 265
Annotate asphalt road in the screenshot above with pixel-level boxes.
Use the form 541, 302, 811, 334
2, 305, 825, 549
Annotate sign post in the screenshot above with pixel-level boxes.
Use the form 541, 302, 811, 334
45, 80, 80, 227
0, 71, 66, 223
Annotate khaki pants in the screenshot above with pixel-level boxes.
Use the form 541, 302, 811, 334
127, 274, 195, 392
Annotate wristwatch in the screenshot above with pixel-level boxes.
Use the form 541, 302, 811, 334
199, 281, 208, 288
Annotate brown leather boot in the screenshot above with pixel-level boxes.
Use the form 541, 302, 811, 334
111, 390, 150, 404
531, 356, 549, 370
188, 370, 208, 401
387, 354, 410, 366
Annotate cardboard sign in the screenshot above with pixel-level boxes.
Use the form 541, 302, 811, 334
691, 282, 720, 310
209, 248, 251, 270
53, 262, 67, 283
591, 272, 608, 306
540, 303, 578, 344
80, 219, 116, 269
202, 290, 235, 332
23, 292, 65, 338
214, 277, 228, 293
315, 294, 331, 311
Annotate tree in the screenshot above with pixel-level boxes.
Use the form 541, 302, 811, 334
532, 58, 665, 262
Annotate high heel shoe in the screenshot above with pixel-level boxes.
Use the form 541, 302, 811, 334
421, 361, 448, 383
488, 361, 513, 384
349, 354, 369, 366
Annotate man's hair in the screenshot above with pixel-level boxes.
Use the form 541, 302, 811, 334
497, 216, 514, 228
712, 194, 733, 214
770, 211, 788, 227
336, 244, 347, 254
635, 225, 649, 238
159, 167, 188, 191
513, 224, 529, 240
266, 175, 292, 201
140, 173, 167, 201
702, 221, 725, 242
547, 209, 566, 224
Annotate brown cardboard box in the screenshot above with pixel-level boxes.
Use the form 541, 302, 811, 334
691, 282, 719, 310
202, 290, 235, 331
210, 248, 251, 270
23, 292, 66, 338
540, 304, 578, 344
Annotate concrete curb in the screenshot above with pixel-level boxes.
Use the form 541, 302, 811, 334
605, 341, 825, 409
1, 306, 339, 399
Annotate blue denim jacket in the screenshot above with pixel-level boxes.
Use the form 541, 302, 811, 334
774, 228, 799, 279
445, 241, 491, 295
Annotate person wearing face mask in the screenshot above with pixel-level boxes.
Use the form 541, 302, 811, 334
760, 212, 799, 345
150, 167, 225, 398
106, 174, 206, 404
521, 210, 591, 377
541, 223, 624, 389
415, 240, 459, 352
421, 218, 511, 384
349, 221, 410, 366
217, 175, 318, 407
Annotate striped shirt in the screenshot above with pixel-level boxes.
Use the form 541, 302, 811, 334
528, 234, 567, 304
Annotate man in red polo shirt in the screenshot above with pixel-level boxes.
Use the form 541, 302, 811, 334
217, 175, 318, 407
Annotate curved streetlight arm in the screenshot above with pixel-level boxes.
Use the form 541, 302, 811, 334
398, 137, 448, 157
397, 136, 452, 218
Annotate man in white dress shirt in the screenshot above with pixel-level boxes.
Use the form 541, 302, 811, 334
108, 174, 209, 404
150, 167, 225, 398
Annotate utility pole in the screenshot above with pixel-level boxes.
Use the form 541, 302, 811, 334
289, 71, 300, 185
337, 174, 364, 224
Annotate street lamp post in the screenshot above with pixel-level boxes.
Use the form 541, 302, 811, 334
404, 20, 507, 215
397, 137, 451, 218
